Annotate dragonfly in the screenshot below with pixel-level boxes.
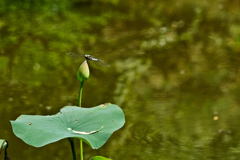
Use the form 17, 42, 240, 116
66, 52, 110, 67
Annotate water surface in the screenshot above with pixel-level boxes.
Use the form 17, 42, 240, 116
1, 0, 240, 159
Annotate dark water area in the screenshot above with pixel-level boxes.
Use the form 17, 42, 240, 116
1, 0, 240, 159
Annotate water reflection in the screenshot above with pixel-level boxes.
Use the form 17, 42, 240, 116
1, 0, 240, 159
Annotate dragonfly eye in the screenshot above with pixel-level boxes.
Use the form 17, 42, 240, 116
85, 55, 91, 61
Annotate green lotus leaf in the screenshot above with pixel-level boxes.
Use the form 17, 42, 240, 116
11, 104, 125, 149
91, 156, 112, 160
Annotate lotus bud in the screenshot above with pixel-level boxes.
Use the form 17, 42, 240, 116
77, 60, 90, 82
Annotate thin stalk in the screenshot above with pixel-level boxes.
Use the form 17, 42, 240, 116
79, 81, 84, 160
79, 82, 83, 107
68, 138, 76, 160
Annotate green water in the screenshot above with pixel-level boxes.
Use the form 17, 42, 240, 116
1, 0, 240, 159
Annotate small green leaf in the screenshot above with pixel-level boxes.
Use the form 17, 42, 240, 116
11, 104, 125, 149
0, 140, 10, 160
0, 139, 7, 150
91, 156, 112, 160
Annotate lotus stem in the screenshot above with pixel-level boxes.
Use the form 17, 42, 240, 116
79, 81, 84, 160
68, 138, 76, 160
79, 82, 83, 107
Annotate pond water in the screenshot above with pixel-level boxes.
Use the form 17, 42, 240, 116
1, 0, 240, 159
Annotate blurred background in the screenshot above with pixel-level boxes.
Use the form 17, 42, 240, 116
1, 0, 240, 159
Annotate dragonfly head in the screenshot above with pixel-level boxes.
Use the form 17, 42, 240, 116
84, 55, 92, 61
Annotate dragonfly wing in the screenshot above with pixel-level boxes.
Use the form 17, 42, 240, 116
65, 52, 85, 58
66, 52, 111, 67
93, 59, 111, 67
